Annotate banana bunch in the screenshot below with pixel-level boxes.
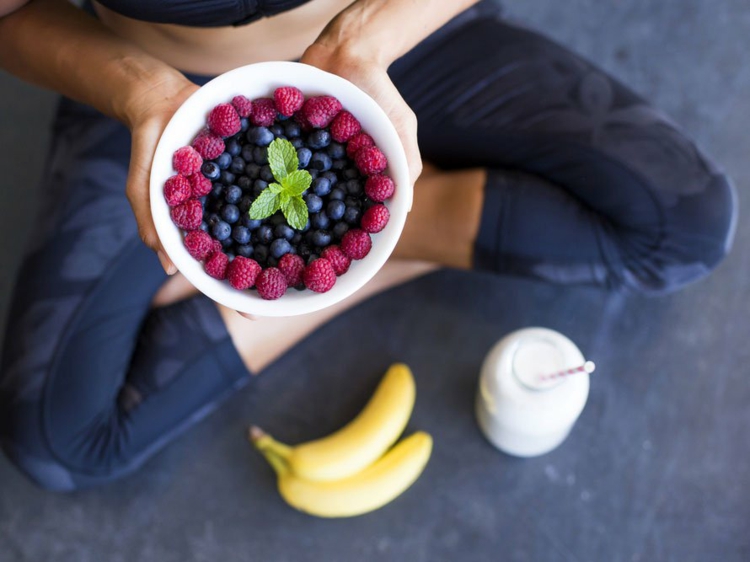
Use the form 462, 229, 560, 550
249, 363, 433, 518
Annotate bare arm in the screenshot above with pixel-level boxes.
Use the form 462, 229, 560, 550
0, 0, 197, 272
302, 0, 482, 183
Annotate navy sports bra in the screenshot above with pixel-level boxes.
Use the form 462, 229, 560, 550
92, 0, 312, 27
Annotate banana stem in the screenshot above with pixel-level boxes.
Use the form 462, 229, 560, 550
248, 426, 293, 459
260, 447, 290, 476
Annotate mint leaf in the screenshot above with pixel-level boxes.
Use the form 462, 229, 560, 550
249, 189, 281, 220
279, 191, 291, 207
268, 182, 284, 195
282, 196, 309, 230
267, 138, 298, 181
282, 169, 312, 196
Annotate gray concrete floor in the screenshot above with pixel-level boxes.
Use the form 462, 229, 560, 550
1, 1, 749, 560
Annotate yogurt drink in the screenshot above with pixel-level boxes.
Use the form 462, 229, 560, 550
475, 327, 590, 457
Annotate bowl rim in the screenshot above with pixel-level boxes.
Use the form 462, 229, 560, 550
149, 61, 411, 317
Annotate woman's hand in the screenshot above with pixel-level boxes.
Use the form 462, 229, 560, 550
122, 75, 199, 274
300, 43, 423, 186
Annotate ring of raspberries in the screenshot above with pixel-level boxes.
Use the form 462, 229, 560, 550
164, 87, 395, 300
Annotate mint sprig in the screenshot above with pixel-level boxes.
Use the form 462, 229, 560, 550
249, 138, 311, 230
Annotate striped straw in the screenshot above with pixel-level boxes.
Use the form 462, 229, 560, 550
537, 361, 596, 383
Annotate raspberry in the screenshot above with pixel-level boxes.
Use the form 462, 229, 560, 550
346, 132, 374, 158
184, 230, 214, 260
278, 253, 305, 287
273, 86, 304, 117
227, 256, 262, 290
204, 251, 229, 280
172, 146, 203, 176
320, 245, 351, 276
330, 111, 361, 143
192, 129, 225, 159
188, 173, 212, 197
256, 267, 287, 300
294, 111, 314, 132
210, 239, 223, 256
341, 229, 372, 260
301, 96, 342, 128
361, 204, 390, 233
207, 103, 241, 137
250, 98, 277, 127
354, 146, 388, 175
164, 175, 192, 207
231, 95, 254, 118
169, 199, 203, 230
364, 174, 395, 202
303, 258, 336, 293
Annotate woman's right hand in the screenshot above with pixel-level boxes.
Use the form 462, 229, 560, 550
122, 74, 200, 274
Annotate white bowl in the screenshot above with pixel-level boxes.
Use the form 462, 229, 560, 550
150, 61, 411, 317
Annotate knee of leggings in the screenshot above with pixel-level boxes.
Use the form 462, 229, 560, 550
622, 172, 737, 295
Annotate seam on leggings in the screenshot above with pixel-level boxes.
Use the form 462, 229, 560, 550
40, 237, 151, 471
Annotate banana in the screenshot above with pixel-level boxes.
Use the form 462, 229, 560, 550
255, 431, 433, 518
279, 363, 417, 481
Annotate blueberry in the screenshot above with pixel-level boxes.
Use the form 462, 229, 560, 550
277, 113, 289, 121
222, 237, 234, 249
297, 148, 312, 168
270, 238, 292, 259
225, 185, 242, 204
202, 161, 221, 180
232, 225, 251, 245
310, 211, 330, 230
329, 188, 346, 201
274, 224, 295, 241
200, 221, 209, 232
301, 219, 311, 232
210, 182, 226, 198
244, 163, 261, 180
256, 225, 274, 244
332, 159, 347, 171
332, 221, 350, 240
291, 232, 302, 244
221, 204, 240, 224
270, 213, 287, 227
220, 171, 236, 185
343, 167, 359, 180
284, 122, 301, 138
345, 195, 362, 209
226, 140, 242, 157
304, 193, 323, 214
267, 257, 279, 268
270, 124, 285, 137
311, 177, 332, 197
216, 152, 232, 170
321, 171, 338, 186
290, 138, 304, 149
307, 130, 331, 150
207, 213, 221, 227
307, 254, 320, 265
327, 142, 346, 159
240, 117, 250, 132
236, 244, 254, 258
241, 145, 255, 162
310, 152, 332, 172
309, 169, 320, 180
253, 179, 269, 196
230, 157, 246, 175
212, 220, 231, 241
311, 229, 332, 247
260, 165, 275, 183
326, 199, 346, 221
345, 179, 363, 195
238, 176, 253, 190
253, 146, 268, 165
344, 206, 361, 225
298, 242, 312, 259
239, 195, 253, 213
247, 126, 274, 147
241, 216, 262, 230
254, 244, 269, 263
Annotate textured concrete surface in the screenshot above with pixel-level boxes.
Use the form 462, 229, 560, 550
1, 1, 749, 561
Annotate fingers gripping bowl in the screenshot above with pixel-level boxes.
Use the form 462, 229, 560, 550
150, 61, 411, 317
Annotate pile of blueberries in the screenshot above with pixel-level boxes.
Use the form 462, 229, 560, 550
199, 119, 374, 269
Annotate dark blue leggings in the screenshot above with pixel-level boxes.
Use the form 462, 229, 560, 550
0, 1, 736, 490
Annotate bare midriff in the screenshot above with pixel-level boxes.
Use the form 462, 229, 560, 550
92, 0, 353, 75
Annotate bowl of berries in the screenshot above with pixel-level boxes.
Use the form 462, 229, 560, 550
150, 61, 411, 316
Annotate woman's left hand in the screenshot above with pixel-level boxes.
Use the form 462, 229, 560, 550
300, 43, 423, 186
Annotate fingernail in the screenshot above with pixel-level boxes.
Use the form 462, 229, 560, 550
157, 251, 177, 275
